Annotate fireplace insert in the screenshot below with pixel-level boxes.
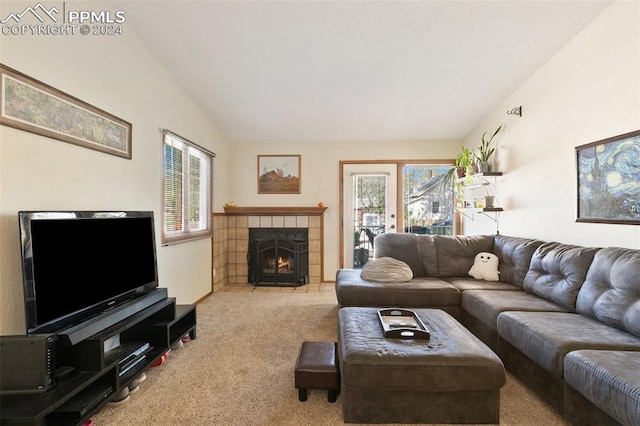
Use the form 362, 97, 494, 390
248, 228, 309, 287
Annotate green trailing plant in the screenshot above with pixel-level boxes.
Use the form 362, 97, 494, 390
448, 148, 473, 202
455, 177, 466, 201
455, 147, 473, 176
443, 166, 457, 185
455, 147, 476, 187
443, 166, 466, 203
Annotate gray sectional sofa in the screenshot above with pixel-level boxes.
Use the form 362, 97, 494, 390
335, 233, 640, 425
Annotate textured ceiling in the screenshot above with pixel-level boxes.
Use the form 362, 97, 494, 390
111, 0, 611, 144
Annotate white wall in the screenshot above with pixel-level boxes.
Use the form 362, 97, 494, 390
0, 1, 230, 334
462, 1, 639, 249
229, 140, 461, 280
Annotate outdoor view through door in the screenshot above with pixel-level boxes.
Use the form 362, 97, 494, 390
404, 164, 455, 237
343, 162, 454, 269
352, 173, 389, 268
343, 164, 397, 269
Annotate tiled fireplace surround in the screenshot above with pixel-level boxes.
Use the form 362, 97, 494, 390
212, 207, 326, 292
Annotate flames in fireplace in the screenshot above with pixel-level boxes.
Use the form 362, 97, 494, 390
264, 256, 293, 273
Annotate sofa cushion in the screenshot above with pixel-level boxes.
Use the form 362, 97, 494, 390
444, 277, 522, 292
360, 257, 413, 283
496, 311, 640, 377
373, 233, 427, 277
564, 350, 640, 426
416, 234, 439, 277
523, 242, 599, 311
462, 290, 569, 331
434, 235, 495, 277
493, 235, 545, 287
576, 247, 640, 338
335, 269, 460, 308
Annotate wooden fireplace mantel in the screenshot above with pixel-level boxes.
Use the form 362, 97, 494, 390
223, 206, 327, 216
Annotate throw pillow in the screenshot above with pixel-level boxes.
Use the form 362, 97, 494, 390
468, 252, 500, 281
360, 257, 413, 283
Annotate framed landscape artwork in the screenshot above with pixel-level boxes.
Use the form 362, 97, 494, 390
258, 155, 301, 194
0, 64, 132, 159
576, 130, 640, 224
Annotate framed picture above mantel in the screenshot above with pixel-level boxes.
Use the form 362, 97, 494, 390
576, 130, 640, 225
257, 155, 301, 194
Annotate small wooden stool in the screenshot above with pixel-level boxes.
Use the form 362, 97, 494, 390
294, 341, 340, 403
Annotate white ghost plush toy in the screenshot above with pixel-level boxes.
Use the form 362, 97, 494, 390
468, 252, 500, 281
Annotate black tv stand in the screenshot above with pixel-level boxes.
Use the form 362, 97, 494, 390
0, 290, 196, 425
57, 288, 168, 345
54, 366, 76, 379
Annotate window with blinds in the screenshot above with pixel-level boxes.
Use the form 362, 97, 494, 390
162, 130, 215, 245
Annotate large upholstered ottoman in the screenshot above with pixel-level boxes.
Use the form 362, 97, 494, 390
337, 307, 506, 424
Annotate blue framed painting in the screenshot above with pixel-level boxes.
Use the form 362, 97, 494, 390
576, 130, 640, 224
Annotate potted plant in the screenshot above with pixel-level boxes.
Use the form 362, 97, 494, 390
476, 125, 502, 173
455, 147, 474, 178
448, 148, 474, 204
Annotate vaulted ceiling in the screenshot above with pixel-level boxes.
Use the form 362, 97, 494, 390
111, 1, 612, 144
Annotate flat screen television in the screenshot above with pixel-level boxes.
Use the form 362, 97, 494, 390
19, 211, 160, 335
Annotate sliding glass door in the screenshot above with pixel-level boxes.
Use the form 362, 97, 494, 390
340, 161, 455, 269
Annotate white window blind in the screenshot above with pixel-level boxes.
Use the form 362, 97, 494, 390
162, 130, 215, 245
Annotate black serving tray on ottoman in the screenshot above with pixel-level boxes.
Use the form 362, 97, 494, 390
377, 308, 430, 339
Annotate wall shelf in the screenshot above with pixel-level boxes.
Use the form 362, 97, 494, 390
456, 207, 503, 222
456, 171, 503, 185
456, 172, 503, 232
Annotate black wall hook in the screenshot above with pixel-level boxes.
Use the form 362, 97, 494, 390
507, 106, 522, 117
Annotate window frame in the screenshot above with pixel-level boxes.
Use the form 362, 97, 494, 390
161, 129, 215, 245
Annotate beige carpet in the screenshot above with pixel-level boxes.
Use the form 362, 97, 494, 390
92, 287, 569, 425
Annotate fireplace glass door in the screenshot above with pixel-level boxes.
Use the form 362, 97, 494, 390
248, 228, 308, 286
